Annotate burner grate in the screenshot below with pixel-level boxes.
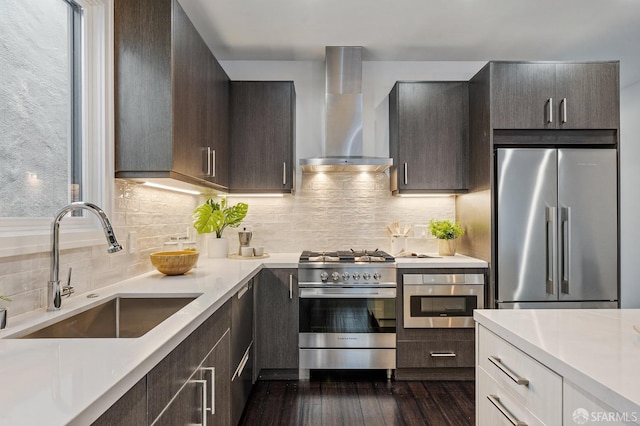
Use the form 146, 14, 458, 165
299, 250, 395, 263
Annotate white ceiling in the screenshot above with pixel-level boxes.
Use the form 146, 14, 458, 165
179, 0, 640, 87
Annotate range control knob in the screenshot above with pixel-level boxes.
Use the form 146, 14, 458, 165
320, 272, 329, 282
362, 272, 371, 280
352, 272, 360, 280
373, 272, 382, 280
331, 272, 340, 281
342, 272, 350, 280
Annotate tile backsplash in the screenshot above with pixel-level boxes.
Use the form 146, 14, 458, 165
0, 173, 455, 318
222, 172, 455, 254
0, 180, 198, 318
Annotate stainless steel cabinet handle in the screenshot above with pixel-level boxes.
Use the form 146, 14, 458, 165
487, 394, 528, 426
560, 98, 567, 123
561, 207, 571, 294
430, 351, 456, 357
202, 367, 215, 414
488, 356, 529, 386
545, 207, 556, 295
289, 274, 293, 299
283, 162, 287, 185
202, 147, 212, 176
211, 149, 216, 178
403, 163, 408, 185
194, 379, 208, 426
547, 98, 553, 123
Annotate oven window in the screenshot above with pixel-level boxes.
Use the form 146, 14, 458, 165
299, 298, 396, 333
410, 295, 477, 317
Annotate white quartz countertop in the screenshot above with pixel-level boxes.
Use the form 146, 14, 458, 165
0, 253, 299, 426
0, 251, 486, 425
474, 309, 640, 417
395, 253, 487, 268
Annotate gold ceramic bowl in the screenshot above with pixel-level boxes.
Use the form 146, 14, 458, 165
150, 250, 199, 275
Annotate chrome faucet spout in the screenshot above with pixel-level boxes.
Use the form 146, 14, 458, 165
48, 202, 122, 311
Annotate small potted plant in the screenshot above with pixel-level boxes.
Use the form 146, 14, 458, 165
429, 219, 465, 256
193, 197, 248, 258
0, 295, 11, 329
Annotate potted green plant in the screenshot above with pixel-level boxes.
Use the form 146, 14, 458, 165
193, 198, 248, 258
0, 295, 10, 329
429, 219, 465, 256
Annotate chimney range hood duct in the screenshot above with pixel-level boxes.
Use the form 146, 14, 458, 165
299, 46, 393, 173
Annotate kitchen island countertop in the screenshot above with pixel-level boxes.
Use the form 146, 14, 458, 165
475, 308, 640, 419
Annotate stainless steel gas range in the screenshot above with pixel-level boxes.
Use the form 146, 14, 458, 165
297, 250, 397, 379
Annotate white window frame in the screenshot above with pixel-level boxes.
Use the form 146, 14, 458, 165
0, 0, 114, 257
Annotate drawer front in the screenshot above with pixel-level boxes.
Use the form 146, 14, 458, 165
397, 340, 474, 368
478, 325, 562, 425
148, 301, 231, 422
477, 367, 544, 426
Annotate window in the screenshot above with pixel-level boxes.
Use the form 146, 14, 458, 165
0, 0, 113, 256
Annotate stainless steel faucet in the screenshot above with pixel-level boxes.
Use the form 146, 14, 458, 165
48, 202, 123, 311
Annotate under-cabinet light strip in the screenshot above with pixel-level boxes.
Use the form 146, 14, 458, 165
142, 182, 201, 195
396, 193, 455, 198
219, 194, 285, 198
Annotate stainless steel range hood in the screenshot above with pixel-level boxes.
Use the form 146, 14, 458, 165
299, 47, 393, 173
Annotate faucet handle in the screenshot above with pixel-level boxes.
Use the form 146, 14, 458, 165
62, 267, 75, 298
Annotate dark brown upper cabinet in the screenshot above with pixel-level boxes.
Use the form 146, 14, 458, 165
229, 81, 296, 194
389, 81, 469, 194
114, 0, 229, 190
491, 62, 619, 130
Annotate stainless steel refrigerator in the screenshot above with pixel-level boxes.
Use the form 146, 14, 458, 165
496, 148, 618, 309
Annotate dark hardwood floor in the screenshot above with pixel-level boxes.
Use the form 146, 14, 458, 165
239, 371, 475, 426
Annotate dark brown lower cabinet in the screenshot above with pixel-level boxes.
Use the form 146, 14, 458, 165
396, 328, 475, 380
203, 331, 232, 425
255, 269, 299, 379
231, 279, 255, 425
91, 378, 147, 426
152, 330, 231, 426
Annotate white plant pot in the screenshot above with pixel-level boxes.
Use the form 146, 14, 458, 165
438, 239, 457, 256
207, 237, 229, 258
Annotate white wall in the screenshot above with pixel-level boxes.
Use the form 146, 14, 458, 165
620, 79, 640, 307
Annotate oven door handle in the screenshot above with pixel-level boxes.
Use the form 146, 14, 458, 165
299, 288, 396, 298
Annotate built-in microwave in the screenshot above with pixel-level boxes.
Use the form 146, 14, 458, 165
403, 273, 485, 328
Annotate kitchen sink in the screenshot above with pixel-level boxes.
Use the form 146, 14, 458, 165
16, 296, 198, 339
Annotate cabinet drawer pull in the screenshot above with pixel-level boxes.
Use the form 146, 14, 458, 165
487, 394, 528, 426
488, 356, 529, 386
194, 379, 208, 426
560, 98, 567, 123
430, 351, 456, 357
403, 162, 408, 185
202, 367, 215, 414
289, 274, 293, 299
547, 98, 553, 123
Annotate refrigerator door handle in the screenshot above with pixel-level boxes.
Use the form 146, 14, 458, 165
546, 207, 557, 295
561, 207, 571, 294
